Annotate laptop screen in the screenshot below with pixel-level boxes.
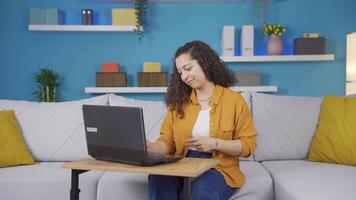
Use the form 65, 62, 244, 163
82, 105, 148, 163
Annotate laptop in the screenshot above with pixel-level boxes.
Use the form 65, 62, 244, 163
82, 104, 182, 166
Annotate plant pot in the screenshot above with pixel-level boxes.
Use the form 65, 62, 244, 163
267, 34, 283, 55
42, 86, 56, 102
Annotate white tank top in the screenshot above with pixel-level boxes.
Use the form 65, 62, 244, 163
192, 107, 211, 137
190, 107, 211, 150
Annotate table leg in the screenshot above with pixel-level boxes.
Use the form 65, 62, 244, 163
70, 169, 88, 200
182, 177, 192, 200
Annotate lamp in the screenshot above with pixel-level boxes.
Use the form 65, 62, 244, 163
346, 32, 356, 95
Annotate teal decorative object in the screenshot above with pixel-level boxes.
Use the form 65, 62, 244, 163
29, 8, 62, 25
45, 9, 61, 25
30, 9, 45, 24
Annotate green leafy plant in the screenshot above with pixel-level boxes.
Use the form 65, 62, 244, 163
263, 23, 286, 36
134, 0, 149, 41
252, 0, 270, 25
33, 68, 60, 102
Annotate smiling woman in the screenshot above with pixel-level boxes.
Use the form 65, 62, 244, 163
146, 40, 257, 200
166, 40, 236, 117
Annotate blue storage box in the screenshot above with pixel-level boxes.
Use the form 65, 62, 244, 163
30, 8, 62, 25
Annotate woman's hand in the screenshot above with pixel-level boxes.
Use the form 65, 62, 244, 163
146, 140, 170, 155
146, 139, 153, 153
185, 137, 216, 152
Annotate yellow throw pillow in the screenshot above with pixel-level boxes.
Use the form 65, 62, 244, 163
0, 110, 35, 167
308, 96, 356, 166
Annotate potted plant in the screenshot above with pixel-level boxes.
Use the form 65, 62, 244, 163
134, 0, 149, 41
263, 23, 286, 55
33, 68, 61, 102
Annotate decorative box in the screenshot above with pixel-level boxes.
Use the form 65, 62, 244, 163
102, 63, 119, 73
137, 72, 167, 87
294, 37, 325, 55
143, 62, 161, 72
235, 72, 261, 86
30, 8, 62, 25
112, 8, 137, 26
96, 72, 127, 87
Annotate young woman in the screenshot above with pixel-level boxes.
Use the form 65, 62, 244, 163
147, 40, 256, 200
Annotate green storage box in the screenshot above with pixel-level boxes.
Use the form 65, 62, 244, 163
30, 8, 62, 25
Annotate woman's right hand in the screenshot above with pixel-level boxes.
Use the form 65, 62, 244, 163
146, 140, 170, 155
146, 140, 153, 153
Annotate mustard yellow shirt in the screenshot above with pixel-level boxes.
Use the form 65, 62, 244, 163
158, 85, 257, 188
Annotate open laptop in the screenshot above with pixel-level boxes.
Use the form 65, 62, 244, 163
82, 104, 182, 166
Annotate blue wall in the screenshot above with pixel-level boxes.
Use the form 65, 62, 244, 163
0, 0, 355, 101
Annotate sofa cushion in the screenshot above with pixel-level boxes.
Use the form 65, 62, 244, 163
308, 96, 356, 166
239, 91, 251, 111
198, 91, 254, 161
0, 95, 108, 161
237, 92, 254, 161
251, 92, 323, 161
0, 110, 35, 167
230, 161, 274, 200
95, 161, 273, 200
0, 162, 104, 200
108, 94, 166, 142
262, 160, 356, 200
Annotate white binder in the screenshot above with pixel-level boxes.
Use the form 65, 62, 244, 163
241, 25, 254, 56
221, 26, 235, 56
346, 32, 356, 95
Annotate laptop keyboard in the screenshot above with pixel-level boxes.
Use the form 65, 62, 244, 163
148, 154, 168, 162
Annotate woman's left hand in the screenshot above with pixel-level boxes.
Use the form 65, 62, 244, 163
185, 137, 215, 152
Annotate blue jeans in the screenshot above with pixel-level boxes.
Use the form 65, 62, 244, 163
148, 150, 237, 200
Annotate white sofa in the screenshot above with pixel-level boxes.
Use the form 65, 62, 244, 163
0, 92, 355, 200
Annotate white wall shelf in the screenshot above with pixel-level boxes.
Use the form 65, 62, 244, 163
28, 25, 140, 32
85, 86, 278, 94
220, 54, 335, 62
91, 0, 249, 2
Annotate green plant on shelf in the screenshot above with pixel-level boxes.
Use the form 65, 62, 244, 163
263, 23, 286, 36
33, 68, 61, 102
134, 0, 149, 41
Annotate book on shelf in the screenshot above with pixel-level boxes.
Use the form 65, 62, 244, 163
241, 25, 254, 56
221, 26, 235, 56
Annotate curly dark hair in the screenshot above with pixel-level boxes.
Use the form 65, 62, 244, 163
165, 40, 236, 118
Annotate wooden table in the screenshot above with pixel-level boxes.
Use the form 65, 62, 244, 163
63, 158, 219, 200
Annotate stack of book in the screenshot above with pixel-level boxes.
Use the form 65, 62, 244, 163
138, 62, 167, 87
96, 63, 127, 87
